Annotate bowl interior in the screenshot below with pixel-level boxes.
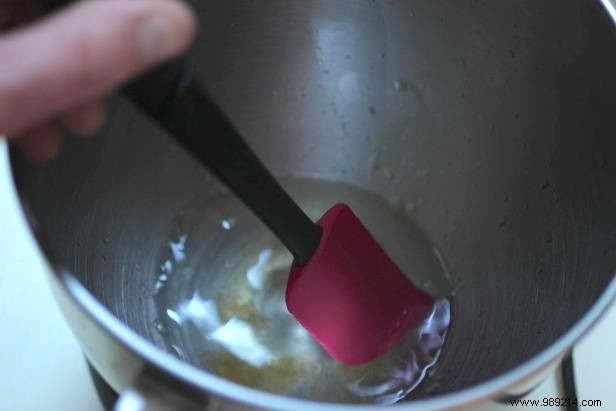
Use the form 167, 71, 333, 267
10, 0, 616, 402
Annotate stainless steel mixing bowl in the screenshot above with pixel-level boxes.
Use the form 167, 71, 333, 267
8, 0, 616, 409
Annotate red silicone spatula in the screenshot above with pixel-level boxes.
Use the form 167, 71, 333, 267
32, 0, 434, 366
287, 204, 434, 365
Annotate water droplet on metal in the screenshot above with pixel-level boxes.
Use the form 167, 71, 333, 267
166, 309, 182, 325
368, 154, 380, 172
498, 217, 507, 229
540, 180, 551, 191
404, 202, 416, 216
393, 80, 408, 91
153, 319, 169, 335
383, 167, 396, 182
387, 196, 403, 214
161, 259, 173, 273
222, 218, 235, 230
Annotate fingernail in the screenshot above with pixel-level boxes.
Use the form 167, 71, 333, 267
137, 12, 191, 63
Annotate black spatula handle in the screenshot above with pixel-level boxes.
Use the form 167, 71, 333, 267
128, 63, 323, 265
29, 0, 323, 265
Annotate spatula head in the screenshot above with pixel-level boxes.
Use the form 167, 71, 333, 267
286, 203, 434, 365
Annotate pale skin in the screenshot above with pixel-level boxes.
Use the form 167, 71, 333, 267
0, 0, 196, 161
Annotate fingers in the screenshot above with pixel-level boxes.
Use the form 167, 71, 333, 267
14, 100, 104, 161
15, 122, 61, 162
0, 0, 196, 137
61, 101, 106, 137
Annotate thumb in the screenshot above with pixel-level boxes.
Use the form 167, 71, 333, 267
0, 0, 196, 136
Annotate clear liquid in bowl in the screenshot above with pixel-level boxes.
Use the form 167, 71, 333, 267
152, 177, 453, 404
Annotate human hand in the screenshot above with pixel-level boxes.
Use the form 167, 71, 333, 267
0, 0, 195, 161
